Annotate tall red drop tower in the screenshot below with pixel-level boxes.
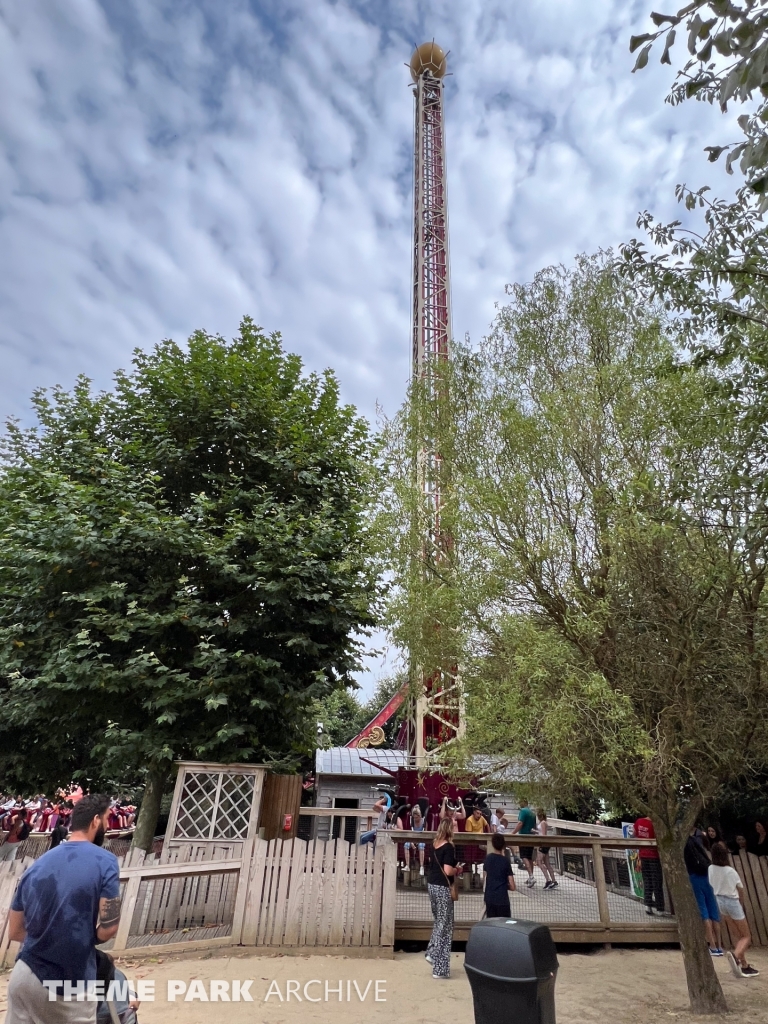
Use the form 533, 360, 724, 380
346, 43, 461, 762
407, 42, 461, 765
410, 41, 452, 374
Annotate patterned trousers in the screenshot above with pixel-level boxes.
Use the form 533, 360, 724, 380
427, 883, 454, 977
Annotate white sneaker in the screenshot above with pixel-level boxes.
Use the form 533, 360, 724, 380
419, 866, 424, 876
525, 877, 536, 887
432, 974, 449, 980
425, 953, 433, 964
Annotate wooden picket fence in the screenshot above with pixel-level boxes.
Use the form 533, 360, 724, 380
241, 836, 396, 948
0, 834, 397, 962
730, 850, 768, 947
0, 855, 28, 967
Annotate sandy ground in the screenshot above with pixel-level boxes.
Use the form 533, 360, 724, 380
2, 946, 767, 1024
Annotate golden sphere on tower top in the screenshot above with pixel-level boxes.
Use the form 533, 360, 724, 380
409, 42, 447, 81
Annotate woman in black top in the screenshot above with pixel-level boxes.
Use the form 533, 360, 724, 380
425, 818, 463, 979
483, 832, 516, 917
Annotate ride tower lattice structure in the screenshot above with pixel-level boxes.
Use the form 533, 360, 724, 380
345, 43, 462, 762
407, 42, 462, 767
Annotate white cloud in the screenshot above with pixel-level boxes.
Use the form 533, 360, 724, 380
0, 0, 741, 694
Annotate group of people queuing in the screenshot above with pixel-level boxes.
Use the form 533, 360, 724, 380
685, 824, 761, 979
633, 813, 761, 979
724, 820, 768, 859
0, 792, 135, 863
363, 793, 558, 889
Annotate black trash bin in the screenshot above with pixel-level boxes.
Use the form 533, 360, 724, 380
464, 918, 558, 1024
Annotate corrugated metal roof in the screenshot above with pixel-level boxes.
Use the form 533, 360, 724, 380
315, 747, 408, 776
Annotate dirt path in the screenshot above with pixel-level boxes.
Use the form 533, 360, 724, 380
2, 946, 767, 1022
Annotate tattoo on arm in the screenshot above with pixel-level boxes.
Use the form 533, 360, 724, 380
99, 897, 122, 930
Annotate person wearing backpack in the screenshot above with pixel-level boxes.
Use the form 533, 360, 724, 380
685, 827, 722, 957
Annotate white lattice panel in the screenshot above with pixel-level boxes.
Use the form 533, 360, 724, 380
170, 765, 261, 842
215, 774, 255, 839
174, 772, 219, 839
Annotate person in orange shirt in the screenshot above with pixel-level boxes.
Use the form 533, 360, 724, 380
464, 805, 489, 877
464, 806, 489, 834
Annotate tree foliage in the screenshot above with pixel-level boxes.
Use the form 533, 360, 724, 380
631, 1, 768, 190
0, 320, 379, 839
623, 3, 768, 365
382, 255, 768, 1013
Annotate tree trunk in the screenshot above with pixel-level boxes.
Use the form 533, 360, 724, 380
131, 764, 170, 852
656, 831, 728, 1015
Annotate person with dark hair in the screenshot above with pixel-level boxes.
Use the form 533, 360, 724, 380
684, 827, 722, 956
483, 833, 516, 917
702, 824, 722, 851
6, 793, 122, 1022
749, 820, 767, 857
733, 833, 749, 853
634, 813, 665, 915
359, 795, 390, 846
708, 842, 759, 978
49, 816, 70, 850
510, 799, 537, 887
382, 806, 404, 831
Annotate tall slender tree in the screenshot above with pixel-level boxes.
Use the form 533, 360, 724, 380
381, 254, 768, 1015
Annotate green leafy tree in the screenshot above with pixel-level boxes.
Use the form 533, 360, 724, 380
382, 255, 768, 1015
312, 689, 367, 748
623, 3, 768, 360
0, 320, 378, 848
631, 2, 768, 185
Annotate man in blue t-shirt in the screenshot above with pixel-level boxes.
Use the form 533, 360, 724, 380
510, 799, 538, 887
7, 793, 121, 1023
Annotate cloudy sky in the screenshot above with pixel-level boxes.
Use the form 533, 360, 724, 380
0, 0, 737, 694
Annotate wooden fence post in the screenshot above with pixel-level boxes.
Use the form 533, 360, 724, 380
592, 842, 611, 928
241, 837, 267, 945
229, 837, 254, 945
379, 838, 397, 948
112, 875, 142, 952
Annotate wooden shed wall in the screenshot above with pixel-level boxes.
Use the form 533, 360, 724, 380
258, 773, 303, 840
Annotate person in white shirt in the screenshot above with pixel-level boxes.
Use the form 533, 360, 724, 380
536, 809, 558, 889
708, 842, 759, 978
